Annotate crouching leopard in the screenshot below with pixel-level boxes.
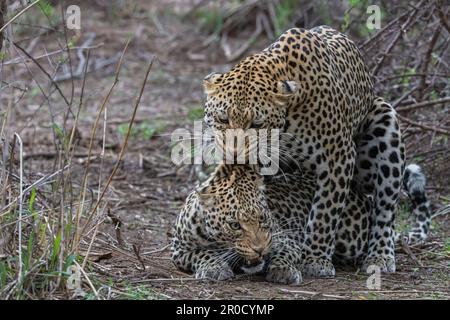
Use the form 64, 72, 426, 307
201, 26, 405, 276
171, 164, 431, 284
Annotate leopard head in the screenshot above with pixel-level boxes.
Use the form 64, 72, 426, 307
202, 54, 301, 168
203, 54, 300, 132
196, 164, 273, 272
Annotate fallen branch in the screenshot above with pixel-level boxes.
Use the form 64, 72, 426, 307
432, 204, 450, 218
132, 244, 146, 271
399, 240, 424, 267
279, 288, 348, 300
142, 244, 170, 255
107, 209, 124, 246
129, 277, 203, 283
398, 115, 450, 135
396, 97, 450, 112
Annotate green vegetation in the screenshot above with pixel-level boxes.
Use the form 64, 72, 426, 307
122, 285, 167, 300
187, 107, 204, 121
273, 0, 297, 36
196, 7, 224, 36
118, 120, 167, 140
444, 238, 450, 256
396, 201, 411, 233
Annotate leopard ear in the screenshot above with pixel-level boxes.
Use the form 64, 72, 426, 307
195, 164, 235, 197
273, 80, 299, 106
279, 80, 299, 94
256, 176, 265, 191
251, 166, 266, 191
203, 72, 222, 95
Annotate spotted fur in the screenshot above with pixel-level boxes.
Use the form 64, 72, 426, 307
399, 164, 432, 243
202, 26, 405, 275
171, 163, 431, 284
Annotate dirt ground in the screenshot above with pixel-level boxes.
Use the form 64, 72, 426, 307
2, 1, 449, 300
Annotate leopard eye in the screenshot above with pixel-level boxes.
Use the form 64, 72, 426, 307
217, 114, 229, 124
250, 119, 264, 129
229, 221, 241, 230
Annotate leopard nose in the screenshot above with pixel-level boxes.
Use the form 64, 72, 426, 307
251, 246, 265, 257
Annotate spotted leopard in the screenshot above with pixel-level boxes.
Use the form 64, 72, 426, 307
202, 26, 405, 276
171, 163, 430, 284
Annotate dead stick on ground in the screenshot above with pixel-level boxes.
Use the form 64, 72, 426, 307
107, 208, 124, 246
132, 244, 146, 271
351, 289, 448, 295
130, 277, 204, 283
399, 240, 424, 267
398, 115, 450, 135
279, 288, 348, 299
396, 97, 450, 112
142, 244, 170, 255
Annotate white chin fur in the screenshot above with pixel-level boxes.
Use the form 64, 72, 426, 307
241, 261, 265, 275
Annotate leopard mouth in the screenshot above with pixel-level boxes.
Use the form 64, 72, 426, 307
240, 259, 265, 275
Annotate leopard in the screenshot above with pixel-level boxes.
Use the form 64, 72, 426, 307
171, 163, 430, 284
201, 26, 405, 276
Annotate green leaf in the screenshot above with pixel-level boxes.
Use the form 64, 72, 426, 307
29, 188, 37, 218
38, 1, 54, 18
51, 231, 62, 266
342, 12, 350, 30
30, 87, 40, 97
24, 230, 35, 272
64, 254, 77, 272
118, 121, 166, 140
0, 262, 8, 288
52, 123, 68, 148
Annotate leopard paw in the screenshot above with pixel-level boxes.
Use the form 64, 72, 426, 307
302, 257, 335, 278
195, 265, 234, 281
266, 264, 302, 285
362, 255, 396, 273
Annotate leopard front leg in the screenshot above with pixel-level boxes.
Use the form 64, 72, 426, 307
301, 145, 356, 278
171, 245, 236, 281
265, 237, 303, 285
